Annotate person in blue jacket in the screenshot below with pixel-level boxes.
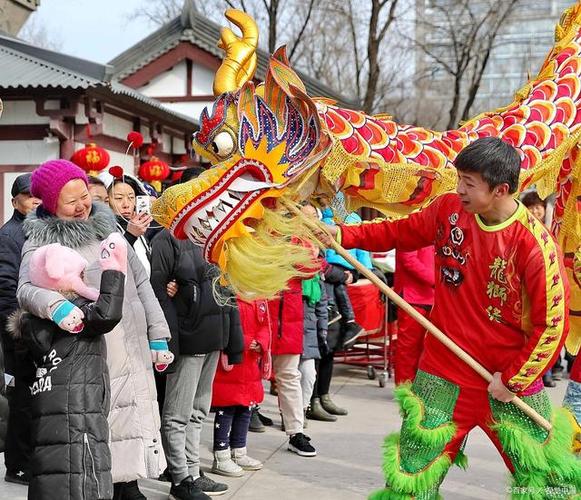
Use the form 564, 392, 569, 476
320, 202, 368, 349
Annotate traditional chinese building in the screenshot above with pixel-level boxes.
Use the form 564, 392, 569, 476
0, 33, 197, 222
109, 1, 353, 126
0, 0, 348, 223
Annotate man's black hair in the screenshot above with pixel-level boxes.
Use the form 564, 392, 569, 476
88, 175, 105, 187
180, 167, 206, 184
454, 137, 521, 194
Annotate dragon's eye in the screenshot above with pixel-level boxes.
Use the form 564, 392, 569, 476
211, 132, 235, 158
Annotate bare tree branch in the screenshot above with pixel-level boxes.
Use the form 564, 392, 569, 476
288, 0, 318, 61
413, 0, 523, 128
18, 13, 63, 51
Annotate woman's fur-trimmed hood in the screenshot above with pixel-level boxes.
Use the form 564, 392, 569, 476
6, 309, 26, 341
23, 202, 116, 249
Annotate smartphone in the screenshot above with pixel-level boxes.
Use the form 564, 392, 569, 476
135, 195, 151, 215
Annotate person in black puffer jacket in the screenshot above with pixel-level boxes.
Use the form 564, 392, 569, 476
0, 173, 40, 481
9, 235, 127, 500
150, 227, 243, 498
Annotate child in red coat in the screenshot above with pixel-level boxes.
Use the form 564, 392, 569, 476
210, 299, 271, 477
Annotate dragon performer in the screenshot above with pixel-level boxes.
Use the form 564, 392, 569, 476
153, 4, 581, 497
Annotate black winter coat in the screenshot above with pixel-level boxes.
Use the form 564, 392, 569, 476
150, 230, 243, 363
10, 270, 125, 500
0, 210, 29, 453
0, 210, 34, 378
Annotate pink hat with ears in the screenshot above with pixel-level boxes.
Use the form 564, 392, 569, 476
31, 160, 88, 214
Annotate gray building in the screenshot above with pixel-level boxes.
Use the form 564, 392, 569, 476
413, 0, 573, 129
0, 0, 38, 36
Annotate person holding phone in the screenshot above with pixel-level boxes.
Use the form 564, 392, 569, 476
99, 172, 153, 276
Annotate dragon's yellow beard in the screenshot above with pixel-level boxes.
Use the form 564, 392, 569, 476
221, 203, 319, 299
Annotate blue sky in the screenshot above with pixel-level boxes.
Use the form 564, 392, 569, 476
24, 0, 158, 64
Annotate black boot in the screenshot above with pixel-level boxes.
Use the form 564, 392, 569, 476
543, 373, 556, 388
320, 394, 348, 416
249, 407, 266, 433
342, 321, 365, 349
256, 407, 273, 426
306, 397, 337, 422
121, 480, 146, 500
552, 366, 564, 381
113, 483, 125, 500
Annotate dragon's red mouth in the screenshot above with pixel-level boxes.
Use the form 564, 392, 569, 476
171, 159, 274, 261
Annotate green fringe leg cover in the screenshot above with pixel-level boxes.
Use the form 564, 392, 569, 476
490, 389, 581, 500
394, 384, 456, 447
452, 448, 468, 470
368, 371, 460, 500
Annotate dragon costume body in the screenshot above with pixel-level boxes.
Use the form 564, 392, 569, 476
153, 5, 581, 498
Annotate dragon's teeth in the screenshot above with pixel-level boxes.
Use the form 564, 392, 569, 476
228, 190, 244, 201
199, 217, 211, 231
208, 217, 219, 230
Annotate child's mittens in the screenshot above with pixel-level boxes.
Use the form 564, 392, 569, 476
50, 300, 84, 333
149, 339, 174, 372
99, 233, 128, 274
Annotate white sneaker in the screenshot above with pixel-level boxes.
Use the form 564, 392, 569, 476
212, 448, 245, 477
231, 447, 263, 470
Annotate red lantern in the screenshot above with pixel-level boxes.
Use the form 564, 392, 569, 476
139, 156, 170, 192
70, 143, 110, 174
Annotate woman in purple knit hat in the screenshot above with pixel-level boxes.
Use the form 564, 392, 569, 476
17, 160, 171, 500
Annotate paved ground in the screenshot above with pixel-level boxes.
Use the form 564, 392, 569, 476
0, 363, 570, 500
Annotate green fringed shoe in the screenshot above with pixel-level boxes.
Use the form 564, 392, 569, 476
368, 371, 461, 500
490, 390, 581, 500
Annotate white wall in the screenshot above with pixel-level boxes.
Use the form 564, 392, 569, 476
161, 101, 208, 123
161, 132, 171, 153
139, 60, 187, 97
0, 140, 59, 165
102, 112, 133, 139
1, 100, 52, 125
191, 63, 214, 95
107, 150, 137, 175
172, 136, 187, 155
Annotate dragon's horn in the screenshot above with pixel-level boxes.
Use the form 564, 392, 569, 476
213, 9, 259, 96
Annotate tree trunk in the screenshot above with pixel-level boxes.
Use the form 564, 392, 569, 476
446, 76, 462, 129
363, 0, 380, 114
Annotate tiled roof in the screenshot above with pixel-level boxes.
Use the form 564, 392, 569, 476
109, 7, 357, 107
0, 34, 198, 127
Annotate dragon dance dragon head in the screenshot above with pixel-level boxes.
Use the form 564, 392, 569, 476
154, 5, 581, 352
153, 10, 336, 297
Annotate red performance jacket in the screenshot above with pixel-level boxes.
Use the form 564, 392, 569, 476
341, 193, 570, 393
394, 247, 435, 307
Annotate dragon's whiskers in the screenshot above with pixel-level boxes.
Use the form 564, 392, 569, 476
221, 197, 319, 299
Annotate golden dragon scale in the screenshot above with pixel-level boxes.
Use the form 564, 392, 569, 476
153, 4, 581, 352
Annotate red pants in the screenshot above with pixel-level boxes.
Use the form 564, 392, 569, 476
394, 305, 430, 385
443, 386, 514, 472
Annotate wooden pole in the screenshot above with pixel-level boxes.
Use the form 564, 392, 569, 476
283, 199, 552, 432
